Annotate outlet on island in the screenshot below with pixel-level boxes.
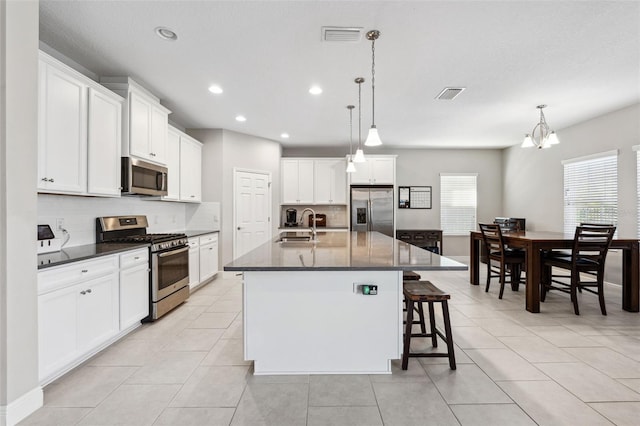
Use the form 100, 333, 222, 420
353, 284, 378, 295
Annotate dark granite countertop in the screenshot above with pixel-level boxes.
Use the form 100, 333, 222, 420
224, 231, 467, 272
185, 230, 219, 238
38, 243, 149, 270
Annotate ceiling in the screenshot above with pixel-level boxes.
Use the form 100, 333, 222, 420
39, 1, 640, 149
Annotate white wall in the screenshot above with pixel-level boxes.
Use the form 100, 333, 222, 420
190, 129, 282, 266
503, 103, 640, 284
283, 147, 504, 256
1, 0, 41, 424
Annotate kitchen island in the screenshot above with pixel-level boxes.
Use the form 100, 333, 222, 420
224, 231, 467, 375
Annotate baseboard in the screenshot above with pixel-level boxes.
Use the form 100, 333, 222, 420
0, 386, 43, 426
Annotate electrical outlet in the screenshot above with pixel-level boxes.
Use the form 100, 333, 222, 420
56, 218, 64, 230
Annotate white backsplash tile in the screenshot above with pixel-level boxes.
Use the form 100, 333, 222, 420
38, 194, 188, 247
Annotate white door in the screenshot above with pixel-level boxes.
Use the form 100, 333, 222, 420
234, 170, 271, 259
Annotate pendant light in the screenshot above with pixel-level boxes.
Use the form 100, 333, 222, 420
354, 77, 366, 163
346, 105, 356, 173
364, 30, 382, 147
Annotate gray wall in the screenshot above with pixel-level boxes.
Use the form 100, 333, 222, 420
189, 129, 282, 266
503, 102, 640, 283
283, 147, 504, 256
1, 0, 41, 417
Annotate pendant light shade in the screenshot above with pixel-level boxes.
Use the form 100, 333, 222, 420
364, 30, 382, 147
354, 77, 367, 163
346, 105, 356, 173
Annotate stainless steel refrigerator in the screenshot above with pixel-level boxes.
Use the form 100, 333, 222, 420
350, 186, 394, 237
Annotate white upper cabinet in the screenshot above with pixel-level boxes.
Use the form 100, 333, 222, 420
38, 57, 88, 194
179, 134, 202, 202
101, 77, 171, 166
349, 155, 396, 185
314, 158, 347, 204
38, 52, 123, 197
164, 126, 202, 203
87, 88, 122, 196
282, 158, 347, 205
163, 128, 181, 201
281, 159, 314, 204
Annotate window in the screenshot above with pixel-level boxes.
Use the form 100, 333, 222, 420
440, 173, 477, 236
562, 150, 618, 234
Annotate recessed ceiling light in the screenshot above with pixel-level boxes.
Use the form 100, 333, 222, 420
208, 85, 223, 94
309, 86, 323, 95
155, 26, 177, 41
281, 133, 290, 139
235, 115, 247, 122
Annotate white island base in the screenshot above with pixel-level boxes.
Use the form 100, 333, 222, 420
243, 270, 402, 375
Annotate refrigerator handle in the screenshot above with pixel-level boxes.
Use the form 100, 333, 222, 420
368, 199, 372, 231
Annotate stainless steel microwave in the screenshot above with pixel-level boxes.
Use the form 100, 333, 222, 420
121, 157, 168, 196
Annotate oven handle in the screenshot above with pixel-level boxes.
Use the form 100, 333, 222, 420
157, 246, 189, 257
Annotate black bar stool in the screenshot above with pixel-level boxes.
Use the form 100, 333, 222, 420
402, 280, 456, 370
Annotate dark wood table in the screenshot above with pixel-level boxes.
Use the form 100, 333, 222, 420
470, 230, 640, 313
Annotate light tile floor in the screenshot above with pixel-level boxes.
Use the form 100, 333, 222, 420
20, 263, 640, 425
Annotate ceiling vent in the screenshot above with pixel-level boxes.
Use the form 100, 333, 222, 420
436, 87, 466, 100
322, 27, 363, 42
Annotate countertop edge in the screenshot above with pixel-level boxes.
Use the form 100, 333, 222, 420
185, 229, 220, 238
224, 266, 468, 272
38, 242, 150, 270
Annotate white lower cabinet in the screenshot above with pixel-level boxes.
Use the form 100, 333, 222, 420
38, 248, 149, 384
38, 255, 119, 383
199, 233, 219, 283
188, 237, 201, 289
119, 248, 150, 329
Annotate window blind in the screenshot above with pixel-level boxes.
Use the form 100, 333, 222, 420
440, 174, 477, 236
562, 151, 618, 234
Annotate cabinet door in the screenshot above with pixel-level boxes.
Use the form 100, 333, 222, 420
180, 136, 202, 202
129, 91, 152, 160
330, 159, 347, 203
163, 129, 181, 200
370, 157, 395, 184
77, 273, 119, 353
350, 161, 372, 184
297, 160, 315, 203
38, 61, 87, 194
119, 263, 149, 330
38, 284, 79, 381
281, 159, 300, 203
87, 88, 122, 196
188, 245, 200, 289
313, 160, 334, 204
150, 105, 168, 164
199, 241, 218, 283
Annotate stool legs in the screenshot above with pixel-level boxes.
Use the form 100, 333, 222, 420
401, 299, 456, 371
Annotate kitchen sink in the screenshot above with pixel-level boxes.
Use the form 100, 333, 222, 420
277, 235, 313, 243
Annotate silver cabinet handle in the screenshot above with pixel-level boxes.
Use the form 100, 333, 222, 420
237, 227, 242, 230
81, 269, 88, 273
134, 256, 140, 260
209, 247, 213, 250
80, 290, 86, 295
86, 289, 92, 293
41, 177, 48, 182
50, 178, 55, 182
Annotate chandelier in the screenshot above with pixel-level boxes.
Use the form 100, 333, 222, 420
354, 77, 366, 163
346, 105, 356, 173
521, 104, 560, 149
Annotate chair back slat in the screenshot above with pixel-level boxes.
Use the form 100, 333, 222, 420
572, 225, 616, 265
479, 223, 505, 257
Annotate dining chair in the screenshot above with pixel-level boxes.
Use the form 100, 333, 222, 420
540, 224, 616, 315
478, 223, 526, 299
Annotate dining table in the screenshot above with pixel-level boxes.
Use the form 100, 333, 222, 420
469, 230, 640, 313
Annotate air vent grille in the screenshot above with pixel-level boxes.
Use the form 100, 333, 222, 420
436, 87, 466, 100
322, 27, 363, 42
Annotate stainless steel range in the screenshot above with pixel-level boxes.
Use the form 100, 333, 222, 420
96, 215, 189, 321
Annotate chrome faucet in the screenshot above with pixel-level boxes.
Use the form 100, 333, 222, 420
299, 207, 317, 241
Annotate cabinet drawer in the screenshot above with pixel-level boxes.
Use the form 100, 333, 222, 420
199, 233, 218, 245
188, 237, 200, 249
38, 255, 118, 295
119, 248, 149, 269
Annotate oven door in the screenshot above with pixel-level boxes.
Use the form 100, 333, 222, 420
152, 245, 189, 301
